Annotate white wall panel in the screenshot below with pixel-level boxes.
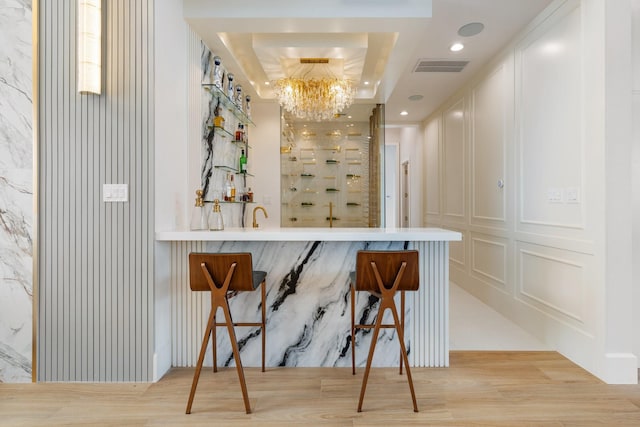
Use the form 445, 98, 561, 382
633, 0, 640, 364
471, 65, 507, 224
424, 118, 440, 218
448, 227, 466, 271
37, 0, 155, 382
517, 6, 584, 229
442, 100, 465, 220
471, 234, 507, 290
420, 0, 636, 383
517, 243, 587, 329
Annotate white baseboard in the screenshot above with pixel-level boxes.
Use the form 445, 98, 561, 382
603, 353, 638, 384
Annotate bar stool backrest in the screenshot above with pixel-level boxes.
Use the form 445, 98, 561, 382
189, 252, 255, 292
355, 250, 419, 293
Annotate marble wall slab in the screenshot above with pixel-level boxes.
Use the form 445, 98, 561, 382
0, 0, 33, 383
199, 42, 250, 228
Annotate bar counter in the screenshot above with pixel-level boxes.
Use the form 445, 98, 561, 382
155, 227, 461, 372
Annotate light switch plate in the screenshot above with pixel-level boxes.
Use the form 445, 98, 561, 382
565, 187, 580, 203
547, 188, 563, 203
103, 184, 129, 202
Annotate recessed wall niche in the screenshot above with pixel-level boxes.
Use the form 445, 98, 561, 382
280, 104, 384, 227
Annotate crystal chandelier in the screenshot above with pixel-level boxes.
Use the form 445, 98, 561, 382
273, 74, 355, 121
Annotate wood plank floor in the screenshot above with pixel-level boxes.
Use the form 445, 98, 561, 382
1, 352, 639, 426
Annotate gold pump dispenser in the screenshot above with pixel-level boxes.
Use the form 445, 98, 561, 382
208, 199, 224, 231
189, 189, 208, 230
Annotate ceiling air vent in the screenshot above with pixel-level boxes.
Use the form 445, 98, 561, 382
413, 59, 469, 73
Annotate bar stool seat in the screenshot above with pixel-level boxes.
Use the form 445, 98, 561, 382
185, 252, 267, 415
350, 250, 420, 412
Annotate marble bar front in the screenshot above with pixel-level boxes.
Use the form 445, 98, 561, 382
155, 228, 461, 372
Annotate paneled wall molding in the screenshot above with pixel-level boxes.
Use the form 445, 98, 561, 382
423, 118, 440, 217
37, 0, 155, 382
515, 1, 586, 232
421, 0, 633, 382
470, 63, 508, 226
445, 225, 466, 270
516, 244, 590, 330
442, 98, 466, 221
514, 231, 595, 256
470, 234, 508, 289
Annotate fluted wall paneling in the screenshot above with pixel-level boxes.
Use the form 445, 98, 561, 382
38, 0, 154, 382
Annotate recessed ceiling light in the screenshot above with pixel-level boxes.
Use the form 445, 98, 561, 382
400, 111, 409, 116
458, 22, 485, 37
264, 81, 270, 85
363, 81, 370, 85
450, 43, 464, 52
347, 115, 352, 119
408, 94, 423, 101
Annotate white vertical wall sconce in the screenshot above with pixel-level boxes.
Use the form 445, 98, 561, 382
77, 0, 102, 94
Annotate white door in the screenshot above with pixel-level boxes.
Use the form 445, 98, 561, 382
384, 144, 399, 227
401, 161, 410, 227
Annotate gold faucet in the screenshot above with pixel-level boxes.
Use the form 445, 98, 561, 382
252, 206, 268, 228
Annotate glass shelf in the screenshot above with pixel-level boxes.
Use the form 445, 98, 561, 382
203, 200, 255, 204
206, 126, 251, 148
202, 84, 254, 126
214, 165, 254, 177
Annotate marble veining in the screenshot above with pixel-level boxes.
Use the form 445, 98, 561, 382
0, 0, 33, 382
199, 42, 248, 228
178, 241, 410, 369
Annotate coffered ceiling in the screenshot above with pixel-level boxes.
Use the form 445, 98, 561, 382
184, 0, 553, 123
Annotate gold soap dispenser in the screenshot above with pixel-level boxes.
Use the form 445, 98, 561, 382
208, 199, 224, 231
189, 189, 208, 230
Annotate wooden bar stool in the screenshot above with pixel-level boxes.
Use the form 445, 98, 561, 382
350, 250, 420, 412
185, 252, 267, 415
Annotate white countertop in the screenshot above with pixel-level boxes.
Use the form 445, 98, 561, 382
156, 227, 462, 242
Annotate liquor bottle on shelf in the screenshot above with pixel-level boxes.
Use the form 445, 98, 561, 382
245, 95, 251, 118
235, 84, 243, 110
212, 56, 223, 89
230, 175, 236, 202
213, 100, 224, 129
224, 174, 232, 201
235, 123, 244, 141
239, 149, 247, 173
226, 73, 234, 100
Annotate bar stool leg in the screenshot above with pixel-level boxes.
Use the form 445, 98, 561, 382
212, 311, 218, 373
357, 297, 386, 412
399, 291, 405, 375
261, 280, 266, 372
351, 283, 356, 375
186, 306, 216, 414
221, 300, 252, 414
389, 297, 418, 412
